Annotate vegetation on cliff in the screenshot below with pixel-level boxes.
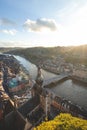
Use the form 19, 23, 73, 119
34, 113, 87, 130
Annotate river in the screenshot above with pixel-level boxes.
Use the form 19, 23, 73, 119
14, 55, 57, 80
15, 55, 87, 110
50, 79, 87, 110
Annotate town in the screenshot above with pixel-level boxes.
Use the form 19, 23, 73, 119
0, 53, 87, 130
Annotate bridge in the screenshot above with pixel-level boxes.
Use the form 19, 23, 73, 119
42, 74, 69, 87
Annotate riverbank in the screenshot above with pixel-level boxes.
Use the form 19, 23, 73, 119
9, 53, 87, 83
1, 54, 87, 114
41, 65, 60, 75
4, 51, 59, 75
71, 76, 87, 84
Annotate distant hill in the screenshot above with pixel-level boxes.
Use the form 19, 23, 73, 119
0, 47, 21, 53
2, 44, 87, 66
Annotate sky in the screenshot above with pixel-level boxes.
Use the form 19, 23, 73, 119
0, 0, 87, 47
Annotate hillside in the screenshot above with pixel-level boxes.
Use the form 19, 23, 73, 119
0, 47, 21, 53
3, 44, 87, 66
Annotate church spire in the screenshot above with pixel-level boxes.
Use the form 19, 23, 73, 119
36, 65, 43, 86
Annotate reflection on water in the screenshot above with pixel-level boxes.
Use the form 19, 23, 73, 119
14, 55, 38, 80
51, 79, 87, 110
14, 55, 87, 110
14, 55, 57, 80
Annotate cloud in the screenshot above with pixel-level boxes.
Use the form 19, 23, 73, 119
23, 18, 58, 32
0, 29, 17, 35
0, 18, 16, 26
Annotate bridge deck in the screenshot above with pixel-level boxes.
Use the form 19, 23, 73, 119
42, 74, 69, 87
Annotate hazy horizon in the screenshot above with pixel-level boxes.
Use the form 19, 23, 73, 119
0, 43, 87, 48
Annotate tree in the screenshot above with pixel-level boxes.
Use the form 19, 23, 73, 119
34, 113, 87, 130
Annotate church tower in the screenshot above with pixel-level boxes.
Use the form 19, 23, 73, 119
32, 65, 51, 117
36, 66, 43, 86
